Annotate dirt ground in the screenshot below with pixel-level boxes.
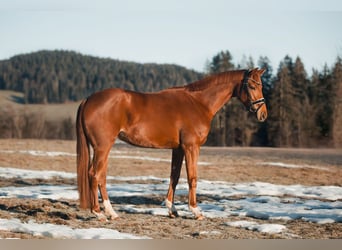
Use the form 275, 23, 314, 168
0, 139, 341, 239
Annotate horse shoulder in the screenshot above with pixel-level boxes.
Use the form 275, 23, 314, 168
166, 91, 212, 145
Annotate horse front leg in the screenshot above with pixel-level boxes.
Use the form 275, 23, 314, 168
183, 144, 204, 220
165, 147, 184, 218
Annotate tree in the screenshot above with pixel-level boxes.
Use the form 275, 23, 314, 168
206, 50, 235, 146
258, 56, 273, 99
209, 51, 234, 73
268, 56, 295, 146
206, 51, 266, 146
291, 57, 311, 146
310, 64, 335, 145
331, 57, 342, 147
238, 55, 255, 69
0, 50, 201, 104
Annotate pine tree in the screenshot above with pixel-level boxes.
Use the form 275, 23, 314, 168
268, 56, 295, 146
292, 57, 310, 146
311, 64, 334, 145
206, 51, 264, 146
209, 51, 234, 73
206, 50, 235, 146
0, 50, 201, 104
268, 56, 313, 147
331, 57, 342, 147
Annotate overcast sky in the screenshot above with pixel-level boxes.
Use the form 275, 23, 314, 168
1, 0, 342, 73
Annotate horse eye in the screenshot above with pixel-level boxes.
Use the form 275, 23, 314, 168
248, 85, 256, 90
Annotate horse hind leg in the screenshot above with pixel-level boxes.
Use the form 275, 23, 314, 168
165, 147, 184, 218
98, 153, 119, 220
89, 144, 118, 221
88, 160, 105, 221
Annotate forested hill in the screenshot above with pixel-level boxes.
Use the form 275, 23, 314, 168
0, 50, 202, 104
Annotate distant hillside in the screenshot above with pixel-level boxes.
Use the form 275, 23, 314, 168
0, 50, 202, 104
0, 90, 79, 139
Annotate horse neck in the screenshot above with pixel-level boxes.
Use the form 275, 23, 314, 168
189, 71, 243, 117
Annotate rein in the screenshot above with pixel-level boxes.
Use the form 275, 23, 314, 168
240, 69, 265, 113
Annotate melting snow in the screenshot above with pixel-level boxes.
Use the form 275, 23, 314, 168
0, 166, 342, 238
0, 167, 76, 179
0, 149, 76, 157
259, 162, 330, 171
0, 218, 149, 239
0, 149, 210, 165
226, 220, 286, 234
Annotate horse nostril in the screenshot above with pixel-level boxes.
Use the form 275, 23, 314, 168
259, 111, 267, 122
261, 112, 267, 121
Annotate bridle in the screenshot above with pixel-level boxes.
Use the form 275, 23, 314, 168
239, 69, 265, 113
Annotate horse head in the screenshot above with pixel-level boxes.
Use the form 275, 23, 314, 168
239, 68, 268, 122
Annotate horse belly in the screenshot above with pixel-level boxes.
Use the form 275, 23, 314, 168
118, 122, 180, 149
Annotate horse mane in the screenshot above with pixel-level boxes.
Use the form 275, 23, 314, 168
184, 70, 245, 92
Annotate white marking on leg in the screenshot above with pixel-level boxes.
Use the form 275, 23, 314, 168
103, 199, 119, 220
165, 199, 178, 217
189, 205, 204, 220
92, 210, 107, 221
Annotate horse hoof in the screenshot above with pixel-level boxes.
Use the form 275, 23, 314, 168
105, 211, 120, 221
98, 216, 108, 222
109, 215, 120, 221
169, 212, 179, 218
92, 210, 108, 221
196, 215, 205, 221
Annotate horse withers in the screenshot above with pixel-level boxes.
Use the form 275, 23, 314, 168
76, 68, 267, 221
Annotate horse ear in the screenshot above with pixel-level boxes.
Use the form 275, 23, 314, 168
250, 68, 259, 74
259, 68, 266, 76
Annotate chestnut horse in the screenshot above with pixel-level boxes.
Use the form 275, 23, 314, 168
76, 68, 267, 220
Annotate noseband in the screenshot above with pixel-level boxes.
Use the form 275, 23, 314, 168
240, 70, 265, 113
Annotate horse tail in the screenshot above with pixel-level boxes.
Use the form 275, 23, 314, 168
76, 99, 91, 209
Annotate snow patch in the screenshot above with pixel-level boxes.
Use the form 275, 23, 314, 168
0, 149, 210, 165
259, 162, 329, 171
0, 167, 342, 238
226, 220, 286, 234
0, 218, 149, 239
0, 185, 78, 200
0, 167, 76, 179
0, 149, 76, 157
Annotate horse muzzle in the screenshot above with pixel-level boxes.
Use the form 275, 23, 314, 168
247, 98, 267, 122
256, 103, 267, 122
